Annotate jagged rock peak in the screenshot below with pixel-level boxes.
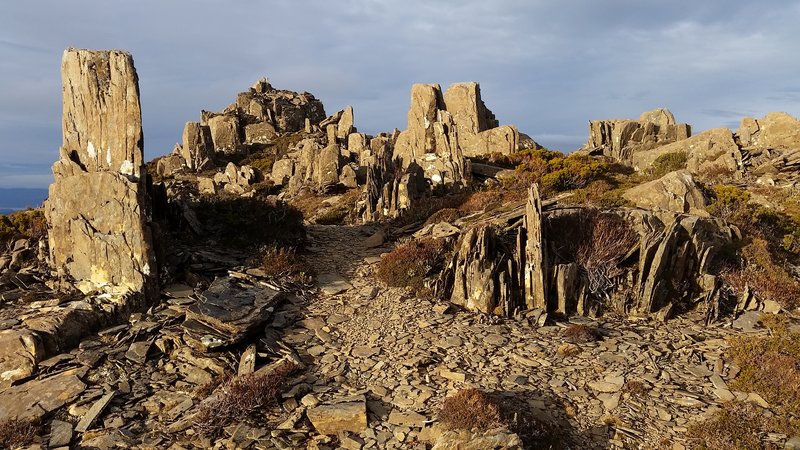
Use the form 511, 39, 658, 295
59, 49, 144, 178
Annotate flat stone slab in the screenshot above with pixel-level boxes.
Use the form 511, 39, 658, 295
307, 399, 367, 435
317, 273, 353, 295
183, 277, 282, 351
0, 368, 86, 420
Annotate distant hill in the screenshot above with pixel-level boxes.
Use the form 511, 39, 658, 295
0, 188, 48, 215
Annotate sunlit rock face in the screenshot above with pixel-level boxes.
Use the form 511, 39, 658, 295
45, 49, 156, 301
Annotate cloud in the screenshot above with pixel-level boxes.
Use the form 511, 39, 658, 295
1, 1, 799, 186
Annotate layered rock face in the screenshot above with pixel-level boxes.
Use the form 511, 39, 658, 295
736, 112, 800, 183
441, 186, 733, 318
585, 108, 691, 164
45, 49, 156, 300
392, 82, 518, 184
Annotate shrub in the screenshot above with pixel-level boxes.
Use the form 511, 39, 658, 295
575, 213, 638, 299
247, 154, 276, 174
621, 380, 649, 397
260, 245, 314, 284
706, 185, 752, 225
687, 402, 771, 450
571, 180, 632, 209
376, 238, 450, 294
391, 193, 470, 228
193, 195, 304, 248
0, 417, 40, 449
728, 316, 800, 415
563, 324, 600, 344
0, 209, 47, 245
423, 208, 461, 226
718, 238, 800, 309
688, 317, 800, 448
647, 151, 687, 178
439, 388, 504, 431
194, 360, 299, 437
438, 389, 558, 447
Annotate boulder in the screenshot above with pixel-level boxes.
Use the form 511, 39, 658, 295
623, 170, 708, 215
586, 108, 691, 163
244, 121, 277, 144
58, 49, 145, 177
0, 329, 43, 390
316, 144, 341, 191
214, 162, 257, 194
431, 429, 523, 450
46, 49, 157, 299
307, 398, 368, 435
0, 368, 86, 420
156, 153, 185, 177
182, 277, 283, 351
271, 159, 295, 186
180, 121, 214, 170
207, 114, 242, 154
336, 105, 354, 139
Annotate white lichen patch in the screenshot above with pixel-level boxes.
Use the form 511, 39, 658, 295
87, 141, 97, 159
106, 147, 112, 166
120, 160, 135, 176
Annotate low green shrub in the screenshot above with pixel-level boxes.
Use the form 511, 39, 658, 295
647, 151, 687, 178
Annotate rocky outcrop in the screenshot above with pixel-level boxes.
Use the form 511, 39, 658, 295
46, 49, 157, 300
737, 112, 800, 150
585, 108, 691, 164
736, 113, 800, 183
632, 128, 742, 175
212, 162, 258, 194
441, 185, 734, 318
623, 170, 707, 215
179, 121, 214, 170
393, 82, 519, 184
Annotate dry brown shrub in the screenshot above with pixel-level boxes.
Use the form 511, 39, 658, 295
439, 389, 560, 448
728, 317, 800, 417
563, 324, 600, 344
193, 360, 299, 437
260, 245, 314, 284
575, 213, 638, 298
621, 380, 649, 397
376, 238, 450, 294
438, 388, 504, 431
719, 238, 800, 309
686, 402, 774, 450
0, 417, 40, 449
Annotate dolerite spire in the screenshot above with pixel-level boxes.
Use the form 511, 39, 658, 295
45, 49, 157, 302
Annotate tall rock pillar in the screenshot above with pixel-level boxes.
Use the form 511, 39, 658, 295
45, 49, 157, 301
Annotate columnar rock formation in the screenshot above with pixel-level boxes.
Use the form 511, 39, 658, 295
45, 49, 157, 300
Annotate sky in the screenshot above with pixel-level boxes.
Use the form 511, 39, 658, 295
1, 0, 799, 189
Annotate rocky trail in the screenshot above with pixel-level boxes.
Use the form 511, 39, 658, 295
1, 221, 774, 450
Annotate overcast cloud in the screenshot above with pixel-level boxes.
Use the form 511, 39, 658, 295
1, 0, 799, 188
